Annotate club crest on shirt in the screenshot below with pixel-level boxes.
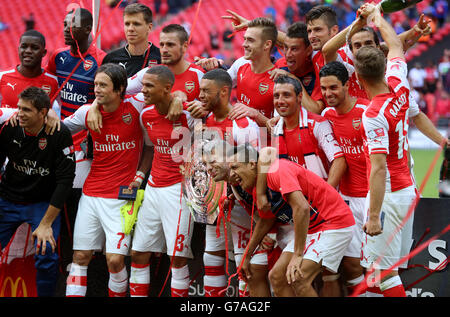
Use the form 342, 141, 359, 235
259, 83, 270, 95
148, 60, 158, 68
38, 137, 47, 150
302, 76, 312, 87
122, 113, 132, 125
352, 118, 361, 130
41, 84, 51, 95
83, 59, 94, 71
185, 81, 195, 94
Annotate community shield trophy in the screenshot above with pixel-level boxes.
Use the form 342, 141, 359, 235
182, 139, 225, 224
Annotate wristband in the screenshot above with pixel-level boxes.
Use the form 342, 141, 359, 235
133, 171, 145, 186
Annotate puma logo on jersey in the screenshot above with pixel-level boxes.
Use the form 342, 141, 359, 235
7, 83, 16, 90
119, 62, 127, 69
13, 139, 21, 147
146, 122, 153, 130
60, 56, 66, 64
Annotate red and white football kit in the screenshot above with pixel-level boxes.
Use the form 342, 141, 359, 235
203, 113, 262, 297
126, 63, 204, 101
228, 57, 275, 120
360, 58, 416, 271
63, 96, 144, 256
266, 158, 355, 273
273, 107, 344, 180
0, 67, 59, 108
322, 99, 369, 258
311, 48, 350, 104
130, 103, 196, 297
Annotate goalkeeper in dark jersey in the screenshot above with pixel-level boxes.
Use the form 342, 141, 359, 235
0, 87, 75, 296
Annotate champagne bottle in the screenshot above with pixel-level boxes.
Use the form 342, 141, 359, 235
378, 0, 423, 14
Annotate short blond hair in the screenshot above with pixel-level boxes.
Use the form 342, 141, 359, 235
354, 46, 386, 83
247, 17, 278, 50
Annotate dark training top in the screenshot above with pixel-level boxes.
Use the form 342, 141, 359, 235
102, 43, 161, 77
0, 122, 76, 209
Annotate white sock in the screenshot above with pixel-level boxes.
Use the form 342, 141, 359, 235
66, 263, 88, 297
171, 265, 190, 297
130, 263, 150, 297
108, 266, 128, 297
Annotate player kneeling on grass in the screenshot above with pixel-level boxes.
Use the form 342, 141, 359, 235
229, 144, 355, 297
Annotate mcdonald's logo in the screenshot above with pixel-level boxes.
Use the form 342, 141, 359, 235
0, 277, 28, 297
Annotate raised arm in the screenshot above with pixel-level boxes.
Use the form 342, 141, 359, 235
322, 3, 374, 63
373, 6, 404, 60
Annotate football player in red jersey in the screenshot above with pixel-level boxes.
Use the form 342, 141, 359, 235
356, 7, 416, 297
126, 24, 204, 103
320, 61, 370, 296
321, 6, 448, 148
229, 145, 355, 297
129, 65, 196, 297
0, 30, 59, 116
257, 75, 347, 296
195, 17, 278, 131
63, 63, 145, 297
199, 69, 267, 297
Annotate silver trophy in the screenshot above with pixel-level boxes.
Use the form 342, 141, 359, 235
182, 139, 225, 224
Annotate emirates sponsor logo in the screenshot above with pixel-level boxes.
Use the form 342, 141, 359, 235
259, 83, 269, 95
95, 134, 137, 152
185, 81, 195, 93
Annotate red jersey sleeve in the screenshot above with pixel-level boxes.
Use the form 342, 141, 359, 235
267, 159, 303, 199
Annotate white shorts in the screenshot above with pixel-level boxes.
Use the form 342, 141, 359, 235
361, 185, 416, 270
303, 226, 354, 273
229, 205, 267, 265
73, 194, 132, 255
132, 182, 194, 259
282, 225, 354, 273
276, 223, 295, 252
73, 151, 91, 189
205, 204, 268, 266
340, 193, 366, 258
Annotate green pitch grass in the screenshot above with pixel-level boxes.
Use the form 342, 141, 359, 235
411, 149, 445, 198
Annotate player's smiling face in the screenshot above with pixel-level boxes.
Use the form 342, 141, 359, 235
124, 13, 152, 46
141, 73, 166, 105
17, 98, 46, 132
284, 37, 311, 75
273, 83, 301, 118
229, 159, 257, 190
204, 151, 229, 182
94, 72, 121, 106
307, 18, 336, 51
320, 75, 347, 108
350, 30, 378, 55
160, 32, 186, 66
243, 27, 265, 60
19, 36, 46, 69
